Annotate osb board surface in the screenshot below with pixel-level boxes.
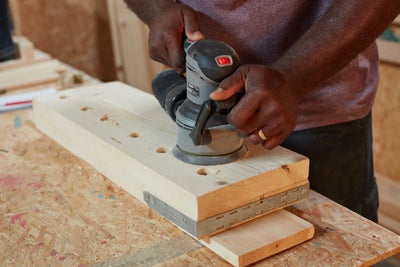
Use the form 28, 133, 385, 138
1, 110, 400, 267
0, 111, 187, 266
10, 0, 116, 82
373, 63, 400, 181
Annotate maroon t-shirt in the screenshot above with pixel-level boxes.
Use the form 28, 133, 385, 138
179, 0, 379, 130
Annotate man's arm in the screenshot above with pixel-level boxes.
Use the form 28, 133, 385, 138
211, 0, 400, 149
272, 0, 400, 99
124, 0, 173, 26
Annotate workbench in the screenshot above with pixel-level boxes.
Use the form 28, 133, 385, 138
1, 66, 400, 267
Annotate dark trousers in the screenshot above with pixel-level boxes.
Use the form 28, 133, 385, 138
0, 0, 15, 62
282, 113, 379, 222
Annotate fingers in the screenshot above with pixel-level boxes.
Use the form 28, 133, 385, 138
183, 8, 204, 41
148, 4, 204, 73
149, 27, 186, 72
248, 125, 287, 150
209, 65, 298, 150
210, 66, 248, 100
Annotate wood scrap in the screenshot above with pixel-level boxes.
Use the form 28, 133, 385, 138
201, 209, 314, 267
0, 60, 63, 92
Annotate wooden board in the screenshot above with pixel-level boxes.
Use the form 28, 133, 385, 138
32, 81, 310, 223
0, 60, 62, 92
201, 209, 314, 267
32, 81, 313, 265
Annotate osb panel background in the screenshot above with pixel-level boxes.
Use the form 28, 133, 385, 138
373, 62, 400, 182
10, 0, 116, 82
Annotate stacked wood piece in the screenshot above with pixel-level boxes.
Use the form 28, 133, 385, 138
0, 36, 63, 92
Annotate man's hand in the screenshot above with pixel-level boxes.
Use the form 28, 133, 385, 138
210, 65, 300, 150
147, 4, 204, 73
125, 0, 204, 73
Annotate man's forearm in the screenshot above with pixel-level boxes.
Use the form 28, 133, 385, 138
273, 0, 400, 99
124, 0, 175, 26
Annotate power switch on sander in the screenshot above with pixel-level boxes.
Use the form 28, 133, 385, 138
152, 39, 247, 165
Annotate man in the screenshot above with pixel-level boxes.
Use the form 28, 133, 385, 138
124, 0, 400, 222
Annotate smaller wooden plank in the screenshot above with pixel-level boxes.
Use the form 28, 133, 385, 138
0, 60, 62, 91
202, 209, 314, 267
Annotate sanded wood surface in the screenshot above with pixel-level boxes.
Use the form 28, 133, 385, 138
0, 100, 399, 266
32, 82, 310, 223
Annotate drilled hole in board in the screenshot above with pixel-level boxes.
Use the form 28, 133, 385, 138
100, 114, 109, 121
197, 168, 208, 176
100, 114, 119, 125
80, 107, 91, 111
129, 132, 139, 138
156, 147, 167, 153
197, 168, 222, 176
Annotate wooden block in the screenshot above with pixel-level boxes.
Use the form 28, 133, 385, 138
202, 209, 314, 267
0, 60, 62, 91
0, 36, 51, 71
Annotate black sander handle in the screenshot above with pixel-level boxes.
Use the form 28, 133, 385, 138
189, 91, 244, 146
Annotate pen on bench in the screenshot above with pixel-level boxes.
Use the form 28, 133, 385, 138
0, 87, 57, 112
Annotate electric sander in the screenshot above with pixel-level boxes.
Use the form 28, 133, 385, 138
152, 39, 247, 165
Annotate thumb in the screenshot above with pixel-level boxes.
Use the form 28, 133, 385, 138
210, 68, 247, 100
182, 8, 204, 41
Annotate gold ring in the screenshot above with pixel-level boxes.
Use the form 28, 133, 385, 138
258, 129, 268, 141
